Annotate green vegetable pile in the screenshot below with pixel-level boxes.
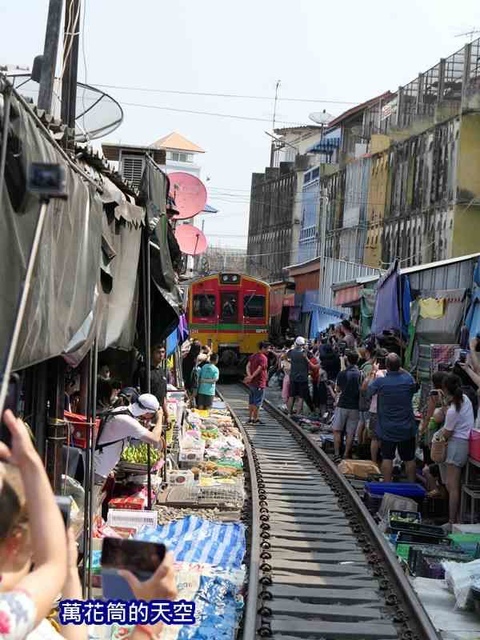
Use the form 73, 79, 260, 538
121, 442, 161, 464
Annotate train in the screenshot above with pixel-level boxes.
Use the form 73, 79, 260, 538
187, 272, 270, 375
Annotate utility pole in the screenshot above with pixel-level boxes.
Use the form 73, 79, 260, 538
61, 0, 81, 139
269, 80, 281, 167
37, 0, 63, 112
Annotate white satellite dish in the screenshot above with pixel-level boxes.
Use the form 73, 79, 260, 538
309, 110, 334, 126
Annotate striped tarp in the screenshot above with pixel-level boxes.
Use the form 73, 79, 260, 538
134, 516, 246, 569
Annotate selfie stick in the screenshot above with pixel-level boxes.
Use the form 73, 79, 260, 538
0, 197, 51, 418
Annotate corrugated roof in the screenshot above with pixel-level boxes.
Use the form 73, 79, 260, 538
274, 125, 323, 135
151, 132, 205, 153
326, 91, 395, 131
401, 253, 480, 275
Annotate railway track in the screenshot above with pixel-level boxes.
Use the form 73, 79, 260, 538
218, 383, 441, 640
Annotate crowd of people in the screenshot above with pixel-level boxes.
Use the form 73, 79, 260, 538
259, 321, 480, 527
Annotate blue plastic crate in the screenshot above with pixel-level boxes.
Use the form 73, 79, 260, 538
365, 482, 426, 499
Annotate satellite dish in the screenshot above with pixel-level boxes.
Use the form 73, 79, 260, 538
175, 224, 208, 256
6, 74, 123, 142
168, 172, 207, 220
308, 110, 334, 126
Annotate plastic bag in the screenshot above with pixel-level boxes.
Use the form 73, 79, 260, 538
443, 558, 480, 609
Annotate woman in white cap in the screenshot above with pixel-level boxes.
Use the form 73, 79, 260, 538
93, 393, 163, 513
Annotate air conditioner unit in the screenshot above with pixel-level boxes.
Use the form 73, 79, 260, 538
120, 154, 145, 187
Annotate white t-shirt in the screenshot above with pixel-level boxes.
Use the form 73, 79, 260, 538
444, 395, 474, 440
94, 409, 150, 479
369, 370, 386, 414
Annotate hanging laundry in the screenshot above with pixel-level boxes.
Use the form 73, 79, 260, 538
419, 298, 445, 319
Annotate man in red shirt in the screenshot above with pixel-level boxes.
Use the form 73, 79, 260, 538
244, 341, 270, 424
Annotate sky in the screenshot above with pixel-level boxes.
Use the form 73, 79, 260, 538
1, 0, 480, 251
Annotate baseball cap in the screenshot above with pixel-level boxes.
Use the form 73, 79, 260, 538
295, 336, 306, 346
130, 393, 160, 417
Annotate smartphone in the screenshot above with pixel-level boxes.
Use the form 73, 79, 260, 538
101, 538, 167, 600
0, 374, 21, 448
459, 350, 468, 364
55, 496, 71, 529
27, 163, 67, 199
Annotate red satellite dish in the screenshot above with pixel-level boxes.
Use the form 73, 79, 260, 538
175, 224, 208, 256
168, 172, 207, 220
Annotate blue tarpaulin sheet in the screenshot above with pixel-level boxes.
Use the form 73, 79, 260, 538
310, 304, 344, 337
134, 516, 246, 569
371, 261, 401, 335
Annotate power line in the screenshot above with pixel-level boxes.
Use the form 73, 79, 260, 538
92, 83, 358, 106
120, 101, 305, 126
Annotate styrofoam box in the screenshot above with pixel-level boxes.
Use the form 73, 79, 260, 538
452, 524, 480, 534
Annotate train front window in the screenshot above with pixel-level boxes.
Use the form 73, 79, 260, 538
221, 293, 238, 322
193, 294, 216, 318
244, 294, 265, 319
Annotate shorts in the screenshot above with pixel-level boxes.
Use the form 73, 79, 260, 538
249, 386, 266, 407
439, 438, 469, 483
333, 408, 360, 436
197, 393, 214, 408
369, 413, 381, 440
381, 437, 416, 462
359, 411, 370, 425
289, 380, 310, 400
445, 437, 469, 467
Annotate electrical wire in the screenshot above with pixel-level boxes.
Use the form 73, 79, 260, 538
91, 83, 358, 105
119, 101, 306, 126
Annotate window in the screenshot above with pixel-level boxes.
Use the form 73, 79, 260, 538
193, 294, 216, 318
220, 293, 238, 323
168, 152, 194, 163
244, 295, 265, 319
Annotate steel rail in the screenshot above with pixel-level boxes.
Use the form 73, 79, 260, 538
222, 382, 441, 640
262, 397, 441, 640
217, 389, 261, 640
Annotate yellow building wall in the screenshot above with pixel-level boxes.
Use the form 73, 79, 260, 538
452, 112, 480, 256
364, 150, 389, 267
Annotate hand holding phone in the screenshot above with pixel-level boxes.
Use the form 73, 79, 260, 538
101, 538, 167, 601
1, 374, 21, 448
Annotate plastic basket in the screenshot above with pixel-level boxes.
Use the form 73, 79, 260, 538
107, 509, 158, 530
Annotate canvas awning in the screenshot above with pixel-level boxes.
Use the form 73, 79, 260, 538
333, 285, 361, 306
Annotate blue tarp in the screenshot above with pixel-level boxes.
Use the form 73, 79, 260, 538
310, 304, 345, 337
134, 516, 246, 569
302, 289, 319, 312
371, 260, 401, 335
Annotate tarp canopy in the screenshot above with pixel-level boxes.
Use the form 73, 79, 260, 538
371, 260, 401, 336
0, 89, 104, 371
95, 177, 145, 353
310, 304, 345, 337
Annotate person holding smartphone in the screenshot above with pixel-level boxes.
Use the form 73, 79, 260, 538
0, 409, 69, 639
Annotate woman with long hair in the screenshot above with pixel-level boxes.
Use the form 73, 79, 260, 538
438, 374, 474, 525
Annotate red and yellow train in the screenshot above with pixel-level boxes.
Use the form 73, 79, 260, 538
187, 273, 270, 375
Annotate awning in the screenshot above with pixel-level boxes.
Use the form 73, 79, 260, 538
308, 137, 341, 154
310, 304, 345, 336
284, 292, 295, 307
333, 285, 361, 306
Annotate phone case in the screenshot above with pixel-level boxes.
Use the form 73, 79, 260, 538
101, 568, 136, 601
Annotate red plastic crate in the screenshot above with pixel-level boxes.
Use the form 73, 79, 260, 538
65, 411, 100, 449
470, 430, 480, 462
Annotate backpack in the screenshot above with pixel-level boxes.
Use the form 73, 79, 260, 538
95, 408, 133, 453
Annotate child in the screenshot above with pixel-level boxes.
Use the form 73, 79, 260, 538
197, 353, 220, 410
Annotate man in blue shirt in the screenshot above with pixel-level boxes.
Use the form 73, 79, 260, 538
366, 353, 418, 482
197, 353, 220, 410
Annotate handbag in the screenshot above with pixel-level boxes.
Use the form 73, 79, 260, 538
430, 436, 447, 463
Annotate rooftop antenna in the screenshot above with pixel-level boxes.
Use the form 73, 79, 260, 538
455, 28, 480, 42
270, 80, 281, 166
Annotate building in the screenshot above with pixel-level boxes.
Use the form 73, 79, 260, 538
150, 131, 205, 178
101, 131, 218, 219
